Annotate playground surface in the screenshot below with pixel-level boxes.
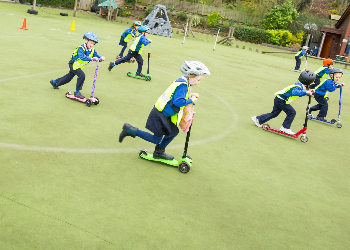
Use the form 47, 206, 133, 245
1, 2, 350, 249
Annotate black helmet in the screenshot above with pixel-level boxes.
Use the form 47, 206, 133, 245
330, 68, 343, 75
299, 70, 316, 85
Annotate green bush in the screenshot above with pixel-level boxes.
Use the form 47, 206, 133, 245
30, 0, 75, 8
118, 7, 125, 16
207, 10, 224, 26
179, 12, 188, 20
234, 26, 271, 44
268, 30, 293, 47
242, 18, 254, 27
191, 15, 201, 27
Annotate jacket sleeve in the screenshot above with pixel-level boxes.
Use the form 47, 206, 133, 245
77, 47, 92, 61
325, 80, 338, 92
172, 84, 193, 108
93, 50, 101, 59
141, 36, 150, 46
291, 86, 307, 97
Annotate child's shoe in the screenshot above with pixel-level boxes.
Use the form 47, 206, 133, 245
317, 117, 327, 122
74, 91, 85, 99
130, 57, 135, 63
136, 72, 145, 77
153, 145, 174, 160
116, 56, 122, 60
119, 123, 138, 143
108, 62, 114, 72
251, 116, 262, 127
50, 80, 59, 89
280, 126, 295, 135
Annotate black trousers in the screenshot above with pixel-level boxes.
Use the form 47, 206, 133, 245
294, 56, 301, 70
114, 50, 144, 73
56, 63, 85, 91
257, 97, 297, 129
310, 93, 328, 118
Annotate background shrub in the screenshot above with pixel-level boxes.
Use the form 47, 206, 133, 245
233, 26, 271, 44
268, 29, 293, 47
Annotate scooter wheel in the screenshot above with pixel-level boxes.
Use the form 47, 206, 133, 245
85, 99, 92, 107
127, 72, 132, 77
178, 162, 190, 173
300, 136, 308, 143
330, 119, 337, 124
337, 123, 342, 128
325, 97, 329, 101
145, 76, 151, 81
66, 91, 71, 95
94, 97, 99, 105
139, 149, 148, 157
262, 124, 270, 131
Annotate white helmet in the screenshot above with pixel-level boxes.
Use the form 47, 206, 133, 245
302, 46, 309, 50
180, 61, 211, 76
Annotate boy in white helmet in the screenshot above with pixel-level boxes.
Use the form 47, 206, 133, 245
118, 61, 210, 160
293, 46, 308, 72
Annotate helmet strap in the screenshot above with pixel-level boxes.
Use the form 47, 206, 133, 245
188, 76, 199, 86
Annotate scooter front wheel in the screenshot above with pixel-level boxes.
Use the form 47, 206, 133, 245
300, 135, 308, 143
178, 162, 190, 173
85, 99, 92, 107
145, 76, 151, 81
337, 123, 342, 128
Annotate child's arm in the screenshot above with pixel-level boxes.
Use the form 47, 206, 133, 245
92, 50, 105, 61
172, 84, 195, 107
77, 47, 93, 61
326, 81, 343, 92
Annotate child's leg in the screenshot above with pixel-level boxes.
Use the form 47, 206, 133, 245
159, 135, 176, 148
119, 44, 127, 58
281, 104, 296, 129
134, 54, 144, 73
56, 65, 75, 87
136, 130, 163, 145
74, 68, 86, 92
294, 56, 301, 70
314, 94, 328, 118
256, 97, 283, 124
113, 51, 134, 66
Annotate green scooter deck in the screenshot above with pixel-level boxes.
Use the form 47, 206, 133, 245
127, 72, 151, 81
139, 150, 192, 173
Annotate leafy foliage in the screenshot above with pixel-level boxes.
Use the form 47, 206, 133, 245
179, 12, 188, 20
32, 0, 75, 8
206, 10, 225, 26
268, 30, 293, 46
260, 1, 298, 30
233, 26, 271, 44
191, 15, 201, 27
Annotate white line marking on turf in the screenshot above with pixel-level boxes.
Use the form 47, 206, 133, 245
0, 67, 239, 153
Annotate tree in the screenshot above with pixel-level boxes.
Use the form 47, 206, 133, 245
260, 1, 298, 30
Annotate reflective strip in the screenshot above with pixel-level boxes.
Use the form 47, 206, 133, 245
161, 92, 170, 103
177, 109, 184, 126
73, 62, 86, 67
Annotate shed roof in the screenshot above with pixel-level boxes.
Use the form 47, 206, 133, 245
98, 0, 118, 8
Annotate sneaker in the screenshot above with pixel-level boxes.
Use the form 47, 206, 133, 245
251, 116, 262, 127
116, 56, 122, 59
50, 80, 59, 89
317, 117, 328, 122
136, 72, 145, 77
108, 62, 114, 72
74, 91, 85, 99
280, 126, 295, 135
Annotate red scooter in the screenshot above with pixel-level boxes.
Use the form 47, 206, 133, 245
262, 96, 312, 143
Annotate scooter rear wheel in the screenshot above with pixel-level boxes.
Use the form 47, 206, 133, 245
139, 149, 148, 157
178, 162, 190, 173
94, 97, 99, 105
262, 124, 270, 131
330, 119, 337, 124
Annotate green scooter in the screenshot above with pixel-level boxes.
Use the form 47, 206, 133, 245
127, 44, 151, 81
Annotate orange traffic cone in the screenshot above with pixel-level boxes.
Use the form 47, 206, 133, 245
20, 17, 28, 30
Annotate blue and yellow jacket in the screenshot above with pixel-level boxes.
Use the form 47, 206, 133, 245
122, 27, 137, 42
315, 79, 340, 96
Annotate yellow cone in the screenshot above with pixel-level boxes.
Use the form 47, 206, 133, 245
70, 20, 75, 31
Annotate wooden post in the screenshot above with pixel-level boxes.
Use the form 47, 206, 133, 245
305, 34, 311, 48
107, 0, 112, 21
345, 54, 350, 69
73, 0, 78, 17
32, 0, 36, 10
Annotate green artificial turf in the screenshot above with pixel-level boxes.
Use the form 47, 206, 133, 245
1, 2, 350, 249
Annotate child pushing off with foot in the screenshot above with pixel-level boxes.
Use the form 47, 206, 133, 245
50, 32, 105, 99
116, 21, 141, 60
108, 25, 151, 77
292, 46, 308, 72
309, 68, 345, 121
118, 61, 210, 160
251, 71, 315, 135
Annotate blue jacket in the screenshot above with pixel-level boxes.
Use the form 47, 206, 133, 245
278, 82, 307, 101
134, 34, 150, 53
70, 43, 100, 63
315, 79, 339, 96
162, 77, 194, 117
296, 50, 307, 58
316, 66, 331, 79
122, 27, 136, 38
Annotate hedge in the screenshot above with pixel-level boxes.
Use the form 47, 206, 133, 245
27, 0, 75, 9
233, 26, 271, 44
